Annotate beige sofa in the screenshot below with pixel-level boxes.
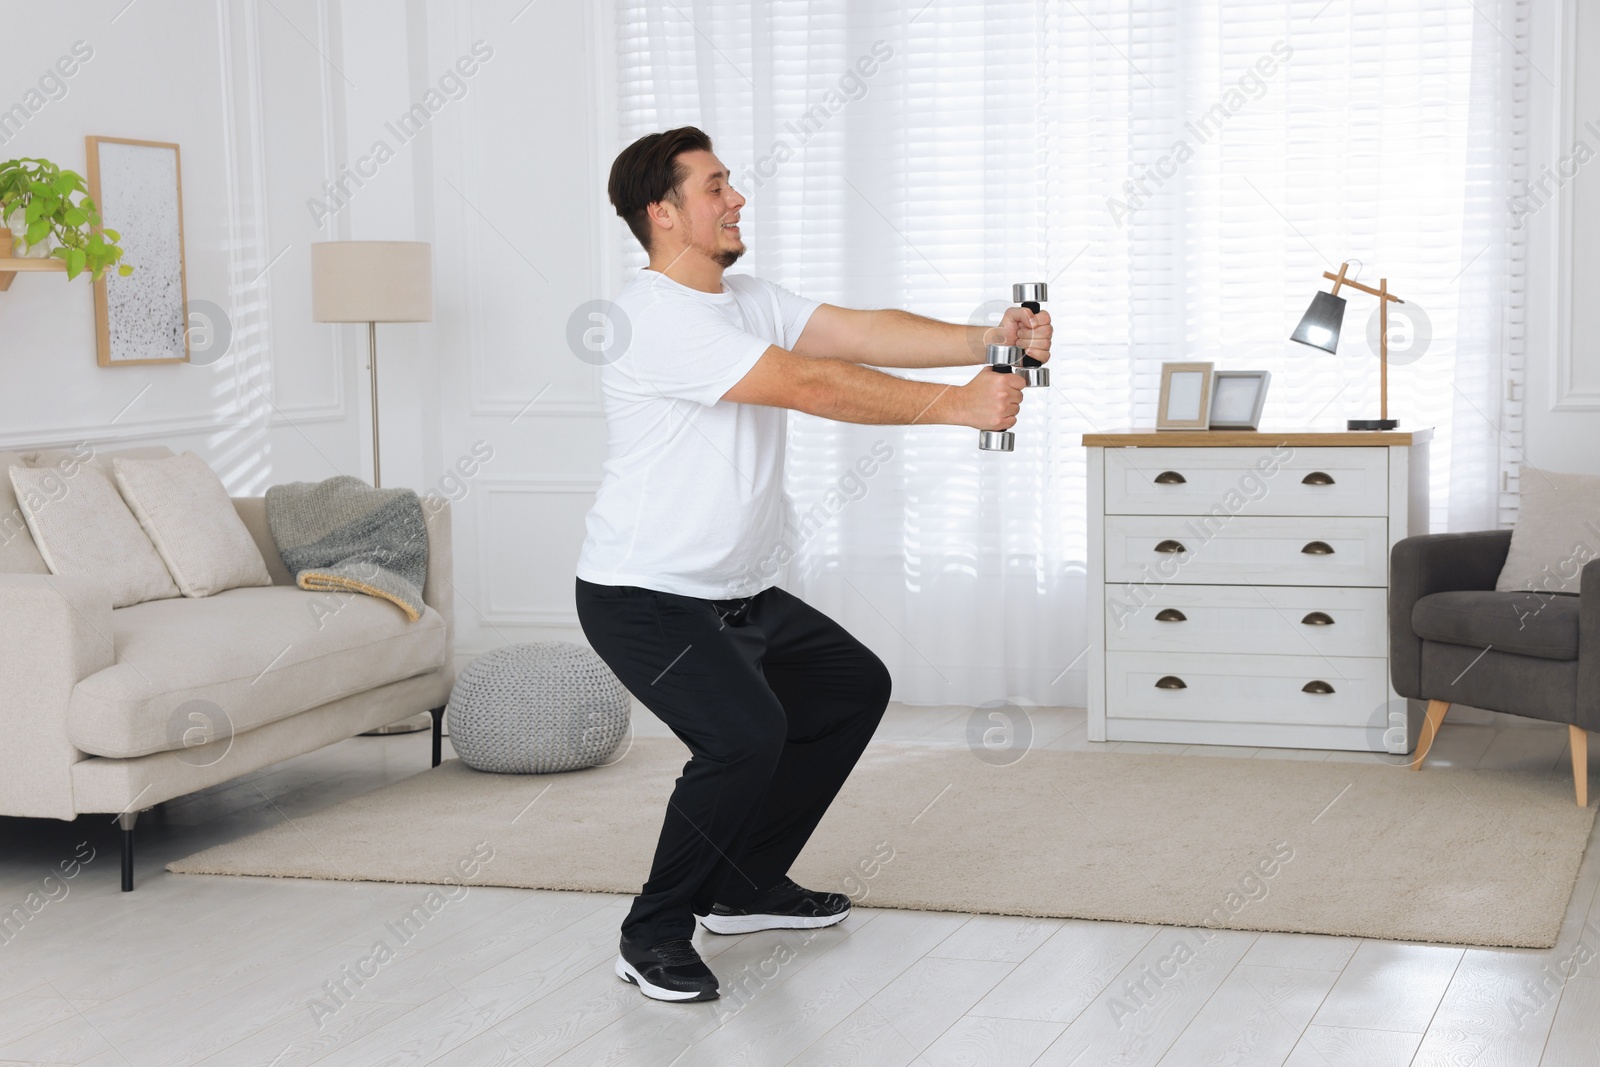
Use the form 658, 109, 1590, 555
0, 446, 455, 890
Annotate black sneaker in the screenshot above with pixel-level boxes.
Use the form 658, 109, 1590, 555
698, 876, 852, 935
614, 935, 719, 1002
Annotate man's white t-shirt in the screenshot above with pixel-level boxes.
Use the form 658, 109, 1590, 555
575, 269, 821, 599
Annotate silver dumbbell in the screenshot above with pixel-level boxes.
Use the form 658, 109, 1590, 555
1013, 282, 1050, 388
979, 342, 1024, 451
978, 282, 1050, 452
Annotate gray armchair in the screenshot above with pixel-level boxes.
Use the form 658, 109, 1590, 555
1389, 530, 1597, 805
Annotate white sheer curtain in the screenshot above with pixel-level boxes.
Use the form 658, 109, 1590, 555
612, 0, 1527, 707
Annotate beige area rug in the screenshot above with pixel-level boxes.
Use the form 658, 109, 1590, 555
168, 737, 1597, 948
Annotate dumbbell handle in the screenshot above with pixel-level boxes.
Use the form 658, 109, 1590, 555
1017, 300, 1043, 368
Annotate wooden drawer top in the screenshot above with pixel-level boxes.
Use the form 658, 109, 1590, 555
1083, 428, 1432, 447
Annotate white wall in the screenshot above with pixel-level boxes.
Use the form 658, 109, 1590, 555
409, 0, 614, 663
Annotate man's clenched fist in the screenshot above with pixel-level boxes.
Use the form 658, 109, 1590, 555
998, 305, 1052, 365
957, 366, 1027, 431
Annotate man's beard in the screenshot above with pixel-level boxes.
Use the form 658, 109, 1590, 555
694, 229, 744, 269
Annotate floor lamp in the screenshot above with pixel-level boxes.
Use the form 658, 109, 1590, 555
1289, 261, 1405, 431
310, 241, 433, 487
311, 241, 434, 735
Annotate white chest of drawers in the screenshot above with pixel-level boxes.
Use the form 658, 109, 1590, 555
1084, 430, 1432, 752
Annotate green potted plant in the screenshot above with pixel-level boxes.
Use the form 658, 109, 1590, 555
0, 157, 132, 280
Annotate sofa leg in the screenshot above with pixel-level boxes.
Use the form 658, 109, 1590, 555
118, 811, 138, 892
1572, 726, 1589, 808
1411, 700, 1450, 770
430, 706, 446, 768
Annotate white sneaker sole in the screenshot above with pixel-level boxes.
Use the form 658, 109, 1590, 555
698, 908, 850, 936
614, 953, 719, 1002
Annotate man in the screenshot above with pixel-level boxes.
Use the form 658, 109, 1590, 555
575, 126, 1051, 1003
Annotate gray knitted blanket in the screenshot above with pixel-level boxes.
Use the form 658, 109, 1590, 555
264, 476, 429, 622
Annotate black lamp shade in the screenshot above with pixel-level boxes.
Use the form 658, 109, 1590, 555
1290, 290, 1347, 353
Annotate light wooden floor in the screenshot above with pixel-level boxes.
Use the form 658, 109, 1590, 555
1, 703, 1597, 1066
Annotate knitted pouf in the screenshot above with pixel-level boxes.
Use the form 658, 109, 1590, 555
446, 642, 631, 774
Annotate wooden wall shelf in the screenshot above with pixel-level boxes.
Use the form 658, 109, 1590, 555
0, 256, 68, 292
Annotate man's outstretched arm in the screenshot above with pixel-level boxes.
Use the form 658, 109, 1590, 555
792, 304, 1052, 370
722, 345, 1025, 431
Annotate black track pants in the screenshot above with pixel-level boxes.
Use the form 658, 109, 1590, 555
574, 577, 892, 948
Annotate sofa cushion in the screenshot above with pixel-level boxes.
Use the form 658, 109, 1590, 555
68, 585, 447, 759
1496, 465, 1600, 595
0, 452, 49, 574
1412, 589, 1580, 661
112, 452, 272, 597
3, 444, 178, 578
10, 464, 182, 608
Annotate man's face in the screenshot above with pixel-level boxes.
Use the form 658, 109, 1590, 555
660, 149, 746, 267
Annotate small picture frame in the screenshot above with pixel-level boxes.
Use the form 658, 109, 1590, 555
1209, 370, 1272, 430
1156, 362, 1213, 430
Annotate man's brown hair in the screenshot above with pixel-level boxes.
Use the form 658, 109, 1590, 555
607, 126, 714, 252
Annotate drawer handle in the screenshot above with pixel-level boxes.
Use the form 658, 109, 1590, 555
1155, 675, 1188, 690
1300, 541, 1335, 555
1301, 471, 1336, 486
1154, 539, 1187, 554
1301, 680, 1336, 695
1153, 470, 1187, 485
1154, 608, 1187, 623
1301, 611, 1335, 626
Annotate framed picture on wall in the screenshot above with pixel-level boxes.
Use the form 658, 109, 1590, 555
1156, 362, 1213, 430
85, 136, 189, 367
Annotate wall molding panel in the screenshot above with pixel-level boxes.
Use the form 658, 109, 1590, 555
222, 0, 348, 425
1553, 0, 1600, 411
475, 477, 601, 625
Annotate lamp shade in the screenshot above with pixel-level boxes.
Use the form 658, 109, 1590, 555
311, 241, 432, 323
1289, 290, 1346, 353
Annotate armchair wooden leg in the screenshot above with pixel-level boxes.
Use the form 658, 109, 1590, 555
1572, 726, 1589, 808
1411, 700, 1450, 770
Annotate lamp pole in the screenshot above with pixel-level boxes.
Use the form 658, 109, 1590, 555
1379, 278, 1389, 425
367, 320, 381, 488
